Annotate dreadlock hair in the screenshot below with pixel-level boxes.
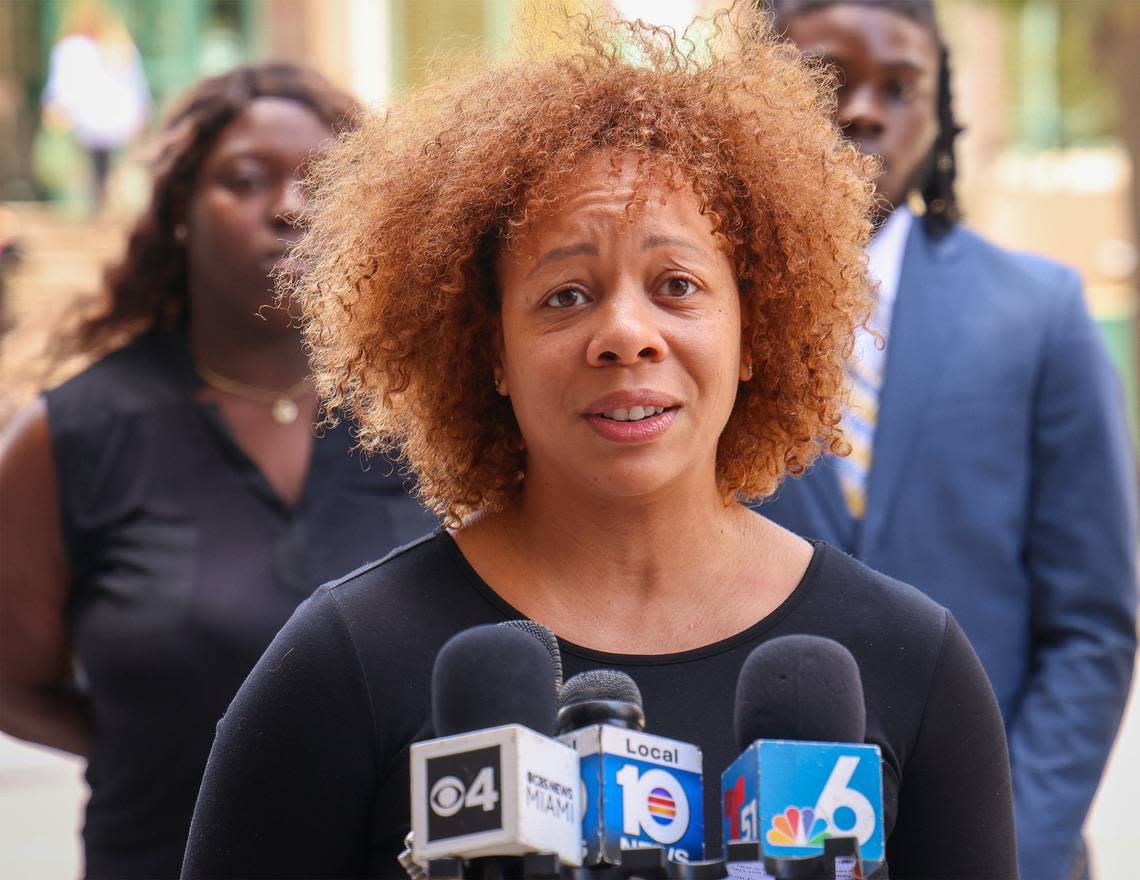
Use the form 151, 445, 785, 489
64, 63, 360, 359
764, 0, 963, 236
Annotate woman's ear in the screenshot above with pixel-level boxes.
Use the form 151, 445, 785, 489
492, 324, 509, 396
739, 348, 753, 382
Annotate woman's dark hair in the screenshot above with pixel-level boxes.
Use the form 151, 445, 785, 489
68, 63, 359, 357
764, 0, 963, 236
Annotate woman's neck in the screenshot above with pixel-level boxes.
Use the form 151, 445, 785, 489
454, 474, 808, 654
188, 314, 311, 389
515, 475, 747, 596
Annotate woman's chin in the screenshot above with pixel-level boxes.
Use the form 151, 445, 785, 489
537, 458, 707, 506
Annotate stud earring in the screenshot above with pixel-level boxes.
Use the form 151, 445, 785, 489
173, 223, 188, 244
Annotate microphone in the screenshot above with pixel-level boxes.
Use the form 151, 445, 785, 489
722, 636, 883, 878
409, 624, 582, 872
498, 619, 564, 695
557, 669, 644, 731
557, 669, 704, 866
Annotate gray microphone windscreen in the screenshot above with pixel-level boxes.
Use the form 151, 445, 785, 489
432, 624, 558, 737
734, 634, 866, 750
499, 619, 563, 692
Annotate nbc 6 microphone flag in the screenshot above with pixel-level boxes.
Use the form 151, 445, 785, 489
722, 740, 884, 865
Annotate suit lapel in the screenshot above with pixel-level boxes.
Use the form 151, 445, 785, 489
858, 223, 966, 557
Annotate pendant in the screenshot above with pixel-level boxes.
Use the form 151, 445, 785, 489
272, 397, 299, 425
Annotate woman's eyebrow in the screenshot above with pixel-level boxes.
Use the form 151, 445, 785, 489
526, 242, 598, 278
210, 147, 275, 167
641, 234, 703, 253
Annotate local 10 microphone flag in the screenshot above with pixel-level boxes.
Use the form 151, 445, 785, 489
722, 740, 884, 865
561, 724, 703, 864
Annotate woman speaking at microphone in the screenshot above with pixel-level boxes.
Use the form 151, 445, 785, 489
183, 9, 1016, 879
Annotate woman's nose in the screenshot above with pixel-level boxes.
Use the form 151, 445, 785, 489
272, 178, 306, 228
585, 285, 668, 366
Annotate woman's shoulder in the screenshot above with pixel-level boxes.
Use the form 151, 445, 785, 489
322, 529, 456, 594
261, 530, 496, 741
312, 529, 498, 651
44, 332, 191, 427
803, 542, 950, 636
792, 543, 958, 701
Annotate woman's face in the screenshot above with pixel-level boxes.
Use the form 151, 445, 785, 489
184, 97, 331, 330
495, 154, 749, 501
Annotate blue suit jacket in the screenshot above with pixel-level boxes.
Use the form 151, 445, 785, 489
758, 221, 1138, 880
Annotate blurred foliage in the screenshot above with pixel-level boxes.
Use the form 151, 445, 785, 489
969, 0, 1108, 147
974, 0, 1139, 149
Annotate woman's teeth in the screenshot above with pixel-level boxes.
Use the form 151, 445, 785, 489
600, 406, 667, 422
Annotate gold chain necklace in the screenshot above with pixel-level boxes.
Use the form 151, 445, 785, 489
196, 363, 311, 425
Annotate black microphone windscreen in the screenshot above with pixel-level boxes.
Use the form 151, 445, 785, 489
432, 624, 559, 737
556, 669, 646, 733
498, 619, 564, 693
734, 635, 866, 750
559, 669, 643, 709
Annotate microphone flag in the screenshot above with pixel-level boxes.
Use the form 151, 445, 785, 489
561, 724, 704, 865
722, 739, 884, 865
410, 724, 581, 865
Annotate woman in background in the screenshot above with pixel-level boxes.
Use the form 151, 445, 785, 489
0, 63, 434, 879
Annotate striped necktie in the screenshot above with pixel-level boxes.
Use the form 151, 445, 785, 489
836, 332, 886, 519
835, 206, 911, 519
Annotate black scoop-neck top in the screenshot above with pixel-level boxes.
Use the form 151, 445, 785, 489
184, 529, 1017, 879
44, 331, 438, 879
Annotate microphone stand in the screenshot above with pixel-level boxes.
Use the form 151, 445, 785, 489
724, 838, 865, 880
428, 852, 562, 880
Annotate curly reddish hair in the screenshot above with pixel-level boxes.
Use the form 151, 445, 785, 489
289, 9, 875, 523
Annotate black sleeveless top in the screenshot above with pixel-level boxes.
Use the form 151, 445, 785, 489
44, 331, 438, 879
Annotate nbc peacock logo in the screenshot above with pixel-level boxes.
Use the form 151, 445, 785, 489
765, 806, 829, 847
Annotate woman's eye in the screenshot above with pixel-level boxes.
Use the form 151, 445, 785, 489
662, 277, 696, 297
221, 167, 269, 192
545, 288, 587, 309
228, 174, 265, 191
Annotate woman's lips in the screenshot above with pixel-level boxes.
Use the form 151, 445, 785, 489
584, 406, 679, 443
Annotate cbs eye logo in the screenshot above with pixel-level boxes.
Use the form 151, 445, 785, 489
616, 765, 690, 845
425, 746, 503, 840
430, 769, 499, 817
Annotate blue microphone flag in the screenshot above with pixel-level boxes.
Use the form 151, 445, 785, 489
562, 724, 704, 864
722, 740, 884, 865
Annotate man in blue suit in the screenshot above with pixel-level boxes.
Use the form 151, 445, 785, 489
761, 3, 1138, 878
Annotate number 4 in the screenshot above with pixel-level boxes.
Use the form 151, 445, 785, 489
465, 766, 500, 812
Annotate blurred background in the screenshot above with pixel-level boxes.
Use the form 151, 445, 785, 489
1, 0, 1137, 877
